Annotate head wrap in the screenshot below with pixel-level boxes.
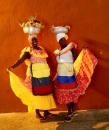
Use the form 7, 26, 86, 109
56, 33, 68, 42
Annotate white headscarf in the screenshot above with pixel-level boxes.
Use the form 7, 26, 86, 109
56, 33, 68, 42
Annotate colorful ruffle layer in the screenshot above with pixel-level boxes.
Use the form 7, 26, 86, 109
55, 48, 98, 104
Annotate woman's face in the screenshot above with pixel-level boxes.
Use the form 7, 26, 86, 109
59, 37, 67, 48
31, 37, 38, 48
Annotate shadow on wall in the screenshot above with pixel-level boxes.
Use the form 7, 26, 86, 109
78, 37, 109, 99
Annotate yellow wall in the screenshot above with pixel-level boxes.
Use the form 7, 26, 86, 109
0, 0, 109, 112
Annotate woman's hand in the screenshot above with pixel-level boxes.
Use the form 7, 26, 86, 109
7, 66, 13, 72
54, 49, 60, 55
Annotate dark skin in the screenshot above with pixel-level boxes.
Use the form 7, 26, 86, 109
59, 37, 78, 115
8, 37, 53, 119
8, 37, 41, 70
59, 37, 78, 60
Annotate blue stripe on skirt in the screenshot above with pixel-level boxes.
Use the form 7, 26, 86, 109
32, 76, 50, 86
57, 75, 76, 84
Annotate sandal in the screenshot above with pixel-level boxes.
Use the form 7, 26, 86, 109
36, 113, 44, 119
44, 111, 56, 118
73, 111, 78, 116
64, 114, 73, 122
40, 117, 48, 122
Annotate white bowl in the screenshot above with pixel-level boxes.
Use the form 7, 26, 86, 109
52, 26, 70, 34
23, 26, 41, 34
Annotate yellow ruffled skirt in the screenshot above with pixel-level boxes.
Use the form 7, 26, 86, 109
9, 71, 56, 112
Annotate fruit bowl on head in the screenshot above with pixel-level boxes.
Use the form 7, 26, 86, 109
51, 26, 70, 34
23, 26, 41, 34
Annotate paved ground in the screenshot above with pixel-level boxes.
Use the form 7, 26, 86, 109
0, 109, 109, 130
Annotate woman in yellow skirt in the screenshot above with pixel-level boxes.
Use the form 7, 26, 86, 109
8, 36, 56, 121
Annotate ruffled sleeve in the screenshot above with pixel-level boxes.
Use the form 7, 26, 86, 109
19, 47, 31, 66
20, 47, 30, 58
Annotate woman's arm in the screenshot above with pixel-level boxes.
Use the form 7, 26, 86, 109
8, 52, 30, 71
71, 47, 78, 61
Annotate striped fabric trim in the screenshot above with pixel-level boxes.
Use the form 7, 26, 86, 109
32, 76, 53, 95
54, 79, 77, 89
32, 63, 50, 78
57, 75, 76, 84
32, 84, 53, 95
32, 77, 50, 86
57, 63, 74, 76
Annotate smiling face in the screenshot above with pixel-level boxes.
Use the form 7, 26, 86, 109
31, 37, 38, 49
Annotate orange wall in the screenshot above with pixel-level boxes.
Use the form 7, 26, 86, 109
0, 0, 109, 113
